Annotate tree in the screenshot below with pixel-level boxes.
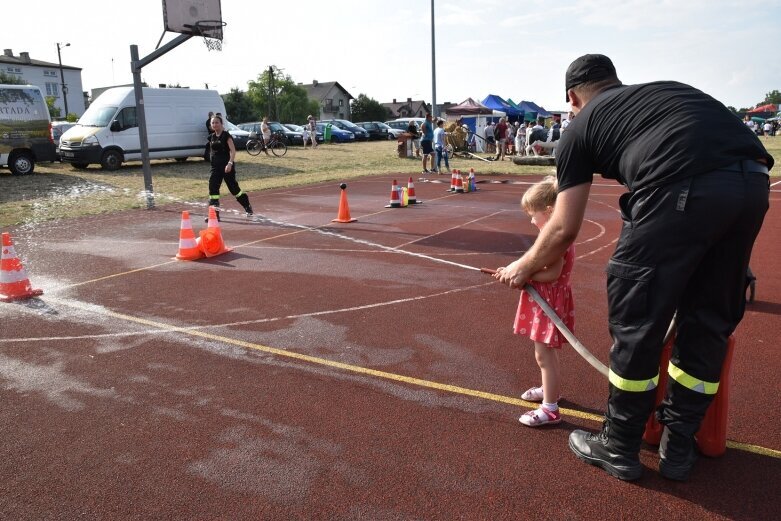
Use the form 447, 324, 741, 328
0, 71, 25, 85
45, 96, 61, 119
222, 88, 256, 123
350, 94, 389, 122
246, 66, 319, 123
763, 90, 781, 105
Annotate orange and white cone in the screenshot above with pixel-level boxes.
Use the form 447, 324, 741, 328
406, 177, 422, 204
197, 206, 232, 258
332, 183, 357, 223
385, 179, 402, 208
0, 232, 43, 302
175, 211, 204, 261
449, 171, 457, 192
455, 174, 465, 193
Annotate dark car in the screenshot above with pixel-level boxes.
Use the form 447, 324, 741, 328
321, 119, 370, 141
355, 121, 390, 141
237, 121, 303, 146
316, 122, 355, 143
286, 123, 323, 143
224, 120, 251, 149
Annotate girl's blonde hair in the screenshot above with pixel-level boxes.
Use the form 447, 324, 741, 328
521, 175, 558, 213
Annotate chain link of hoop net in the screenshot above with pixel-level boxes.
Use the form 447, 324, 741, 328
194, 20, 226, 52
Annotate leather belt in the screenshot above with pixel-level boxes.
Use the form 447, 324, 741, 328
717, 160, 769, 174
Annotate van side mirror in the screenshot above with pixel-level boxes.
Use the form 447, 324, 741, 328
110, 120, 121, 132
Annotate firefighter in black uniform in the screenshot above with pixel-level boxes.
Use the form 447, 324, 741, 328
207, 114, 253, 219
498, 54, 773, 481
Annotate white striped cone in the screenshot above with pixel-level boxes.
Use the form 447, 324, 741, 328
175, 211, 204, 261
0, 232, 43, 302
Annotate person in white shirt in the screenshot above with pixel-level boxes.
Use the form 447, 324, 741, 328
432, 119, 451, 174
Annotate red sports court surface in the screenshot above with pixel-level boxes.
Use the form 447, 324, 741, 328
1, 173, 779, 520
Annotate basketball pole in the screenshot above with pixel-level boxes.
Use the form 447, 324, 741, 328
130, 34, 191, 209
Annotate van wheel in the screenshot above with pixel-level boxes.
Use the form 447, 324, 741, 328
71, 162, 89, 170
100, 150, 122, 170
9, 151, 34, 175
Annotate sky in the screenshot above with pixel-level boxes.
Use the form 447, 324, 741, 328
7, 0, 781, 114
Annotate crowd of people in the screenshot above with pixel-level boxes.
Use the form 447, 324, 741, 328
482, 112, 575, 159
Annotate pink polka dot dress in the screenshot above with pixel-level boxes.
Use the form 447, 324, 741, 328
513, 244, 575, 348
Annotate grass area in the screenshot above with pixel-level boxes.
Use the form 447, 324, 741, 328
0, 141, 554, 228
1, 137, 778, 228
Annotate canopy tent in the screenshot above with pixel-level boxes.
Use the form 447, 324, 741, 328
480, 94, 522, 119
522, 100, 552, 119
748, 103, 777, 114
514, 101, 540, 122
446, 97, 493, 116
446, 98, 504, 152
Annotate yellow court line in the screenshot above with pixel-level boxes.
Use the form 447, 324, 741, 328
56, 299, 781, 460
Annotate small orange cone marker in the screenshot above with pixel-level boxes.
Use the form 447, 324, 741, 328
643, 334, 734, 457
455, 174, 465, 193
0, 232, 43, 302
197, 206, 231, 257
385, 179, 402, 208
175, 211, 204, 261
332, 183, 357, 223
407, 177, 422, 204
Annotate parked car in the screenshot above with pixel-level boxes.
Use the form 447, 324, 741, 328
316, 122, 355, 143
237, 121, 303, 145
51, 121, 77, 160
321, 119, 370, 141
386, 117, 425, 133
286, 123, 323, 143
355, 121, 390, 141
223, 120, 251, 150
378, 121, 405, 139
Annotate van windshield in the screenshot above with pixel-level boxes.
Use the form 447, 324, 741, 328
78, 106, 118, 127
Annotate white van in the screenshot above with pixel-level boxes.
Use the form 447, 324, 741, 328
0, 84, 57, 175
59, 87, 225, 170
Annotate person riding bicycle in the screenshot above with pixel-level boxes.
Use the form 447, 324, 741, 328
261, 116, 272, 155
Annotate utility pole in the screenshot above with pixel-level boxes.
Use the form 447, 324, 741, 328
430, 0, 437, 117
56, 42, 70, 117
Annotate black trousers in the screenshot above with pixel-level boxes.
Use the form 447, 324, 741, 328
208, 159, 241, 204
605, 162, 770, 437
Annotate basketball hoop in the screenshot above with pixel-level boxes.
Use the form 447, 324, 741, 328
193, 20, 226, 51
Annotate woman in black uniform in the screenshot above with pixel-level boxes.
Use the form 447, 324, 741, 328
207, 114, 253, 219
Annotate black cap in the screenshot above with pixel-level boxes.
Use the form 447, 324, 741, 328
565, 54, 617, 102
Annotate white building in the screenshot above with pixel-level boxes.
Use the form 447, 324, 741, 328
0, 48, 85, 119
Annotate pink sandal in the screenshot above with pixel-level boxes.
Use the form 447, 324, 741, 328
521, 386, 562, 403
519, 406, 561, 427
521, 386, 545, 402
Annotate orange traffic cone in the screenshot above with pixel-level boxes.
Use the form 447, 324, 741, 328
0, 232, 43, 302
406, 177, 422, 204
385, 179, 401, 208
332, 183, 357, 223
175, 211, 204, 261
449, 171, 457, 192
197, 206, 232, 258
455, 174, 465, 193
643, 333, 735, 457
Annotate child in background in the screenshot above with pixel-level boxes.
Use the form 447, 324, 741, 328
494, 175, 575, 427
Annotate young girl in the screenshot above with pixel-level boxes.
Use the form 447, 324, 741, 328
497, 175, 575, 427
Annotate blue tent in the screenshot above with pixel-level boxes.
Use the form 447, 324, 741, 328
514, 101, 539, 121
521, 100, 551, 119
481, 94, 522, 119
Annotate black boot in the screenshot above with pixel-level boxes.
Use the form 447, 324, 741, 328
658, 426, 698, 481
236, 194, 252, 216
569, 421, 643, 481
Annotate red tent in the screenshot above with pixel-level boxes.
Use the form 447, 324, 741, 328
748, 103, 777, 113
446, 97, 493, 116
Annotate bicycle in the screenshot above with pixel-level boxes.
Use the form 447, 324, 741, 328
246, 133, 287, 157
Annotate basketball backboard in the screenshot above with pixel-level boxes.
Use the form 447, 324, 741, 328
162, 0, 223, 40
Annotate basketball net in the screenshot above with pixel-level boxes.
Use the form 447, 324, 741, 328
194, 20, 226, 52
